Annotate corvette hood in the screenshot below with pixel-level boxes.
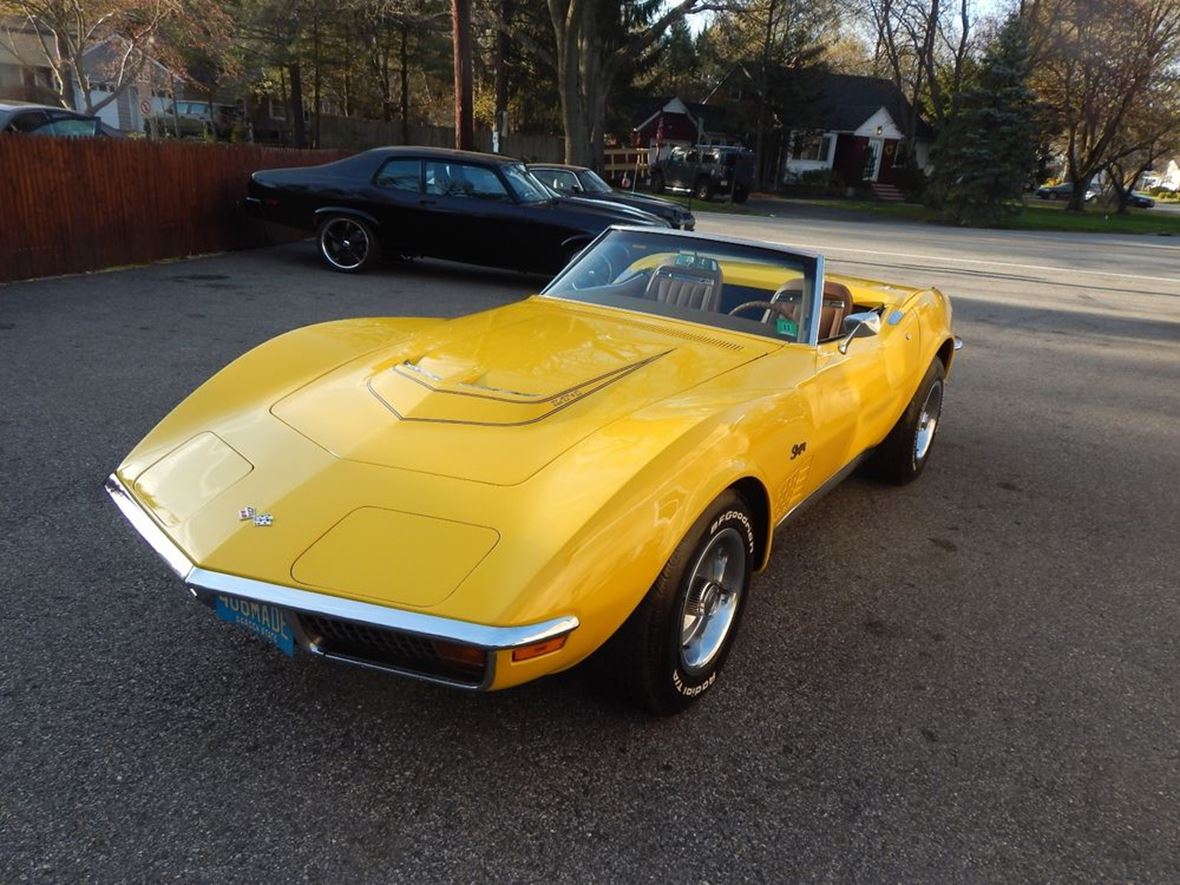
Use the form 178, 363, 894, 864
271, 299, 772, 485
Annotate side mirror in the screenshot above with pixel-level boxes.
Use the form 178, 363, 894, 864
838, 311, 881, 354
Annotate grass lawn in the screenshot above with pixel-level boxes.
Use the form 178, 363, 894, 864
806, 197, 1180, 235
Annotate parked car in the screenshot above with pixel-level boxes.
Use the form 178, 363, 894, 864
105, 226, 960, 715
0, 102, 123, 137
1127, 191, 1156, 208
145, 100, 237, 139
529, 162, 695, 229
1035, 182, 1097, 202
650, 145, 754, 203
245, 147, 669, 274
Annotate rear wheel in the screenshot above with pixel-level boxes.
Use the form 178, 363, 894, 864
732, 186, 749, 204
694, 178, 715, 201
869, 358, 945, 485
317, 214, 380, 273
607, 490, 754, 715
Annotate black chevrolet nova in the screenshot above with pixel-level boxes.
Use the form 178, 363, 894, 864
246, 146, 668, 274
529, 163, 695, 230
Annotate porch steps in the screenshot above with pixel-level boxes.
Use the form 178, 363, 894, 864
870, 182, 906, 202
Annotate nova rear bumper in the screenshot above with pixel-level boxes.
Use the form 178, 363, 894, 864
104, 473, 578, 690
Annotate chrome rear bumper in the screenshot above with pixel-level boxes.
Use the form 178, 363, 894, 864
104, 474, 578, 689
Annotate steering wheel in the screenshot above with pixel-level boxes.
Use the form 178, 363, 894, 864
569, 252, 615, 290
727, 300, 797, 322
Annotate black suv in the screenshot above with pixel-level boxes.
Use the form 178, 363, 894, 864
649, 145, 754, 203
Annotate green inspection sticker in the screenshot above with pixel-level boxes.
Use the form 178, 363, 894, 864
776, 316, 799, 338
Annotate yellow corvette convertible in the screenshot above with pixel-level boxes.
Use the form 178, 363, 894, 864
106, 228, 959, 714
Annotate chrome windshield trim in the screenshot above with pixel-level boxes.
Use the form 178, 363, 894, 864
807, 254, 825, 346
602, 224, 822, 260
104, 474, 195, 580
104, 472, 580, 651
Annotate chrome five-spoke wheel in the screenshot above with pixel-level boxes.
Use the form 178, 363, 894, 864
607, 489, 754, 715
914, 378, 943, 463
679, 527, 746, 675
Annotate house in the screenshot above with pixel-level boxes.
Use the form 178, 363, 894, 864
778, 74, 934, 186
1144, 157, 1180, 191
631, 97, 744, 161
71, 37, 179, 132
0, 18, 59, 104
0, 24, 221, 133
629, 73, 934, 189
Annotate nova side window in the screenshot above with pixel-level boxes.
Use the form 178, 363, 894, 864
375, 159, 422, 192
544, 169, 580, 192
425, 162, 511, 201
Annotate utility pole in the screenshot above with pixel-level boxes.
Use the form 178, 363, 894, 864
452, 0, 474, 150
493, 0, 511, 153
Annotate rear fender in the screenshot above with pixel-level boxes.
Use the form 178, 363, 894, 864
313, 206, 380, 229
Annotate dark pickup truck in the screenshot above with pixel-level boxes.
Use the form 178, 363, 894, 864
649, 145, 754, 203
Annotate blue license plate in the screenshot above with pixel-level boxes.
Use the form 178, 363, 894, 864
214, 595, 295, 657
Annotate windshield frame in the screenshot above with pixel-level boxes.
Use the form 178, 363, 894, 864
541, 227, 825, 345
502, 164, 554, 204
578, 169, 614, 194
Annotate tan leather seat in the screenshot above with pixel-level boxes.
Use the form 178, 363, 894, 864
645, 263, 723, 313
774, 279, 855, 341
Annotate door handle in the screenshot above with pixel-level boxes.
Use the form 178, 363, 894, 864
419, 199, 438, 207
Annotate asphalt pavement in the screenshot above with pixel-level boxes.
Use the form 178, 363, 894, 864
2, 212, 1178, 882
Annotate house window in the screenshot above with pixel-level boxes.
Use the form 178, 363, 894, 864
728, 83, 744, 101
892, 141, 908, 168
792, 130, 832, 163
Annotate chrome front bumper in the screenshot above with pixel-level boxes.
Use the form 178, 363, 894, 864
104, 474, 578, 690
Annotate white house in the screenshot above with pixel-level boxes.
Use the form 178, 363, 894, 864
780, 74, 934, 186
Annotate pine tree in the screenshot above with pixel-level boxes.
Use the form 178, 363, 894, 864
936, 14, 1040, 226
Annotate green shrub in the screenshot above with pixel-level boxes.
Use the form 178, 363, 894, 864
783, 168, 846, 196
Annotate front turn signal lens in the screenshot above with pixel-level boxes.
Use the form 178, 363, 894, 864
511, 635, 568, 662
433, 641, 488, 668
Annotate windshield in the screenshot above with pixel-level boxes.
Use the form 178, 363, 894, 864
579, 170, 614, 194
503, 165, 553, 203
542, 229, 821, 344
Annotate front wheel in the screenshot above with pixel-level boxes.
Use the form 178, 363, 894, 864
608, 490, 755, 715
317, 214, 380, 273
693, 178, 715, 201
651, 171, 666, 194
868, 358, 945, 485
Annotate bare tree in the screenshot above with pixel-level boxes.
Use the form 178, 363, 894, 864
1103, 80, 1180, 212
488, 0, 721, 166
858, 0, 978, 146
1, 0, 179, 112
1028, 0, 1180, 210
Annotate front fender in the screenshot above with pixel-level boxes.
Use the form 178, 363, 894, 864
460, 397, 781, 685
116, 318, 445, 482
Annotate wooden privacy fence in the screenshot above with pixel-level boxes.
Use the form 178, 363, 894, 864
0, 138, 349, 284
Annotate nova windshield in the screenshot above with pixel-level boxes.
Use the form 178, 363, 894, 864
542, 229, 821, 344
579, 170, 614, 194
503, 165, 553, 203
